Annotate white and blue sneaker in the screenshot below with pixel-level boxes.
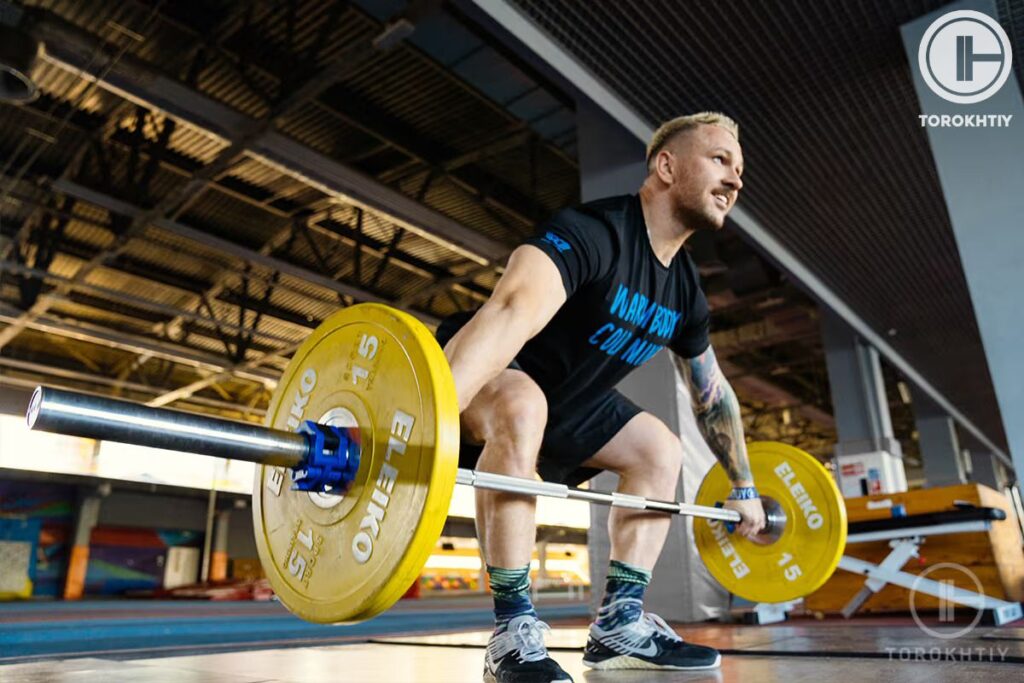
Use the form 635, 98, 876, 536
583, 602, 721, 671
483, 614, 573, 682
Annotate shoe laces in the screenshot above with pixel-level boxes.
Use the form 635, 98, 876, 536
638, 611, 683, 643
511, 617, 552, 662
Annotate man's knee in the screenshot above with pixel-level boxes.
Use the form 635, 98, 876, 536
492, 382, 547, 440
463, 371, 547, 447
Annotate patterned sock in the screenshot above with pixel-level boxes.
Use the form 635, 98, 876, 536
594, 559, 651, 629
488, 564, 537, 632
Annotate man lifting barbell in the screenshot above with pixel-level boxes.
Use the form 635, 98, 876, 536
436, 112, 757, 681
25, 111, 846, 683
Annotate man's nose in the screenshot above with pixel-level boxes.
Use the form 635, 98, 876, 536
725, 171, 743, 192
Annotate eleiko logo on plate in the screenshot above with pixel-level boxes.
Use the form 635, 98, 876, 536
918, 10, 1013, 104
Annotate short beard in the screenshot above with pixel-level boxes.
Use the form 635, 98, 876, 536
675, 201, 724, 232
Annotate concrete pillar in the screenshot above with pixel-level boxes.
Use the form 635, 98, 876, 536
822, 313, 900, 456
914, 388, 967, 487
901, 0, 1024, 480
209, 510, 231, 582
64, 494, 102, 600
579, 100, 725, 622
822, 312, 906, 495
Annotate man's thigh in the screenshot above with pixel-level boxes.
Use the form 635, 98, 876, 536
536, 390, 643, 485
578, 410, 681, 477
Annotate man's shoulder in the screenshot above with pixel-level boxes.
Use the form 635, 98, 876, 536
548, 194, 634, 241
572, 194, 635, 226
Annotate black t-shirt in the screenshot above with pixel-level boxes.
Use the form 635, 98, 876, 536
508, 194, 710, 416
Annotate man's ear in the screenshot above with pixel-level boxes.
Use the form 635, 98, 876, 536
655, 150, 675, 185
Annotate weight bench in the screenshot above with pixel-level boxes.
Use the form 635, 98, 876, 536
748, 506, 1024, 625
837, 506, 1023, 625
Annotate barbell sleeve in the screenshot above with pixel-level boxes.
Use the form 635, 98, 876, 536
27, 386, 308, 469
27, 386, 748, 526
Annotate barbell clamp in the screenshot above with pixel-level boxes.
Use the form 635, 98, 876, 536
290, 421, 361, 493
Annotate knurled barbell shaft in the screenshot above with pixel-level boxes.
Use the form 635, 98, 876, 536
26, 386, 743, 525
455, 470, 741, 522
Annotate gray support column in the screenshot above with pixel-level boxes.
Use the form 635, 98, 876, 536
914, 387, 967, 486
822, 313, 901, 457
901, 0, 1023, 480
822, 312, 906, 495
579, 101, 726, 622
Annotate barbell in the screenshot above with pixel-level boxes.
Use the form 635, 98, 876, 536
26, 303, 846, 623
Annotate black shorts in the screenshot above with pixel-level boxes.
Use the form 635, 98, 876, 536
436, 313, 643, 487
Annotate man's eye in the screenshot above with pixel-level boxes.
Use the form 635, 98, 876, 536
713, 156, 724, 164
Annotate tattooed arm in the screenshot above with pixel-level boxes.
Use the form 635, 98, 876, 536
673, 345, 765, 537
672, 345, 752, 485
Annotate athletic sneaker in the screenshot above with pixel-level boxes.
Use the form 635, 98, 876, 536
583, 606, 721, 671
483, 614, 573, 682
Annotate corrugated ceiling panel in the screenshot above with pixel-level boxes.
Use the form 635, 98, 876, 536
179, 191, 291, 248
276, 102, 388, 162
116, 238, 223, 286
196, 57, 274, 120
62, 219, 115, 251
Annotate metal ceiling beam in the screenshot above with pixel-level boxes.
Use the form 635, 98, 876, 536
43, 183, 452, 407
119, 222, 297, 388
309, 89, 546, 229
146, 340, 302, 408
308, 216, 491, 301
378, 127, 536, 185
3, 179, 459, 320
469, 0, 1010, 466
0, 260, 299, 345
0, 357, 266, 418
34, 13, 508, 265
51, 180, 440, 326
396, 262, 498, 308
0, 302, 278, 384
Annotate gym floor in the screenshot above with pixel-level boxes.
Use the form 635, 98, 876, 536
2, 597, 1021, 681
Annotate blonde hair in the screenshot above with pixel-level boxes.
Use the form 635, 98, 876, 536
646, 112, 740, 170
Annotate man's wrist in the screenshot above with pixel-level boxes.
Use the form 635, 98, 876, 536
727, 485, 759, 500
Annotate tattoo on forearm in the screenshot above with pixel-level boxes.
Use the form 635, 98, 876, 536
673, 347, 753, 483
